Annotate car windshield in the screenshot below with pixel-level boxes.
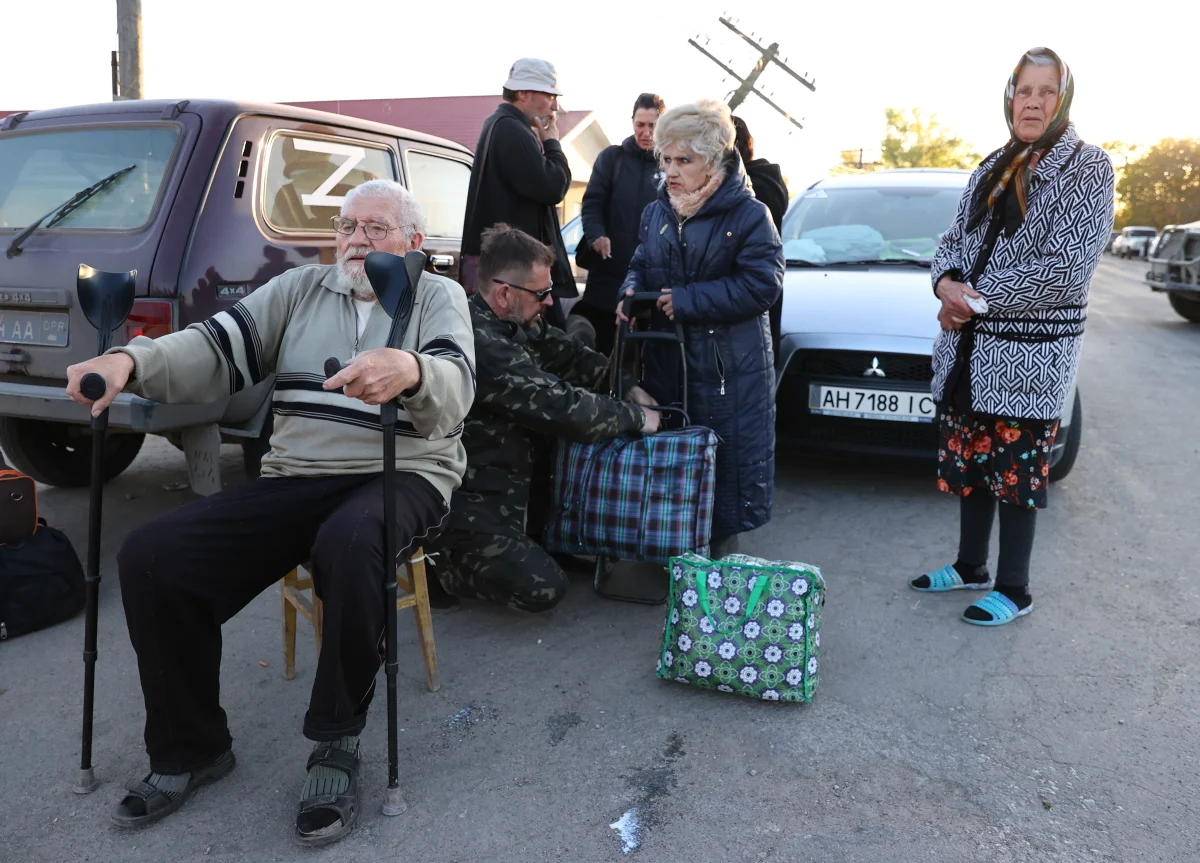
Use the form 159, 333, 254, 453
0, 126, 180, 230
781, 184, 964, 265
1129, 229, 1156, 237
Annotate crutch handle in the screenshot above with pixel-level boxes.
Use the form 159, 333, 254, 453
80, 373, 107, 402
324, 357, 347, 394
324, 356, 345, 378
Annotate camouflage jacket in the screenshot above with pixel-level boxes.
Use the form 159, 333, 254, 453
450, 292, 644, 538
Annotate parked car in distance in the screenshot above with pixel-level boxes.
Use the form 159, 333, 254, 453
0, 99, 473, 490
1105, 230, 1120, 253
774, 169, 1082, 481
1145, 220, 1200, 322
556, 214, 594, 344
560, 213, 588, 293
1112, 225, 1158, 259
1146, 231, 1166, 259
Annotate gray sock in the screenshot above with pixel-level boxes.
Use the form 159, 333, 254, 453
301, 735, 359, 803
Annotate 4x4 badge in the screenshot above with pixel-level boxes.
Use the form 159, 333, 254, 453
863, 357, 886, 377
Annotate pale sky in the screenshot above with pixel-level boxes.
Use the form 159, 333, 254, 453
3, 1, 1197, 192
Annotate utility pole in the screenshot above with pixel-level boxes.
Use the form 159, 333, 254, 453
688, 15, 816, 130
115, 0, 142, 100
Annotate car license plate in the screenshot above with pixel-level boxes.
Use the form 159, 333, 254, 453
0, 310, 70, 346
808, 384, 935, 423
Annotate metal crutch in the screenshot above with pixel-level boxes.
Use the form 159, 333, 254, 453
72, 263, 137, 793
323, 249, 425, 817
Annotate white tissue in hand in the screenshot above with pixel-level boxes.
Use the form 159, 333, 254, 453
965, 295, 989, 314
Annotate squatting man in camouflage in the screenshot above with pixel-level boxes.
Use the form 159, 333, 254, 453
428, 224, 661, 611
63, 180, 475, 847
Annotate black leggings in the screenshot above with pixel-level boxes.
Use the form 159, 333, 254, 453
958, 492, 1038, 588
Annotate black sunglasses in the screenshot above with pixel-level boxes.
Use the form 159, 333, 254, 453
492, 279, 553, 301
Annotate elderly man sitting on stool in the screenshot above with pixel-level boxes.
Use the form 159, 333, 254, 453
64, 179, 475, 846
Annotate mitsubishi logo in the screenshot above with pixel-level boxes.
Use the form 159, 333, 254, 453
863, 357, 886, 377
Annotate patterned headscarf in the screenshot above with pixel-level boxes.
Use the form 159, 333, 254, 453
967, 47, 1074, 235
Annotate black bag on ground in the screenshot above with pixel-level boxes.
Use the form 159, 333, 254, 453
0, 519, 85, 639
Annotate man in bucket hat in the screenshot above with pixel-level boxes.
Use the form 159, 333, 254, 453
461, 58, 576, 329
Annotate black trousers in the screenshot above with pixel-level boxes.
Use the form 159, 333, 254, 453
117, 472, 446, 774
958, 492, 1038, 589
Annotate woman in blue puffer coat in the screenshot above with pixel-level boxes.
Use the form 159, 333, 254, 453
617, 99, 785, 555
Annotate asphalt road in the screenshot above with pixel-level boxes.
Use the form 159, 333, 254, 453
2, 255, 1196, 863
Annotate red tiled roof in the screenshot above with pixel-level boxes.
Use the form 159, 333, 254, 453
285, 97, 593, 152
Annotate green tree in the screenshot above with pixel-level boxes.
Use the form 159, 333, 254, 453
1112, 137, 1200, 229
834, 108, 980, 174
879, 108, 981, 170
832, 148, 882, 175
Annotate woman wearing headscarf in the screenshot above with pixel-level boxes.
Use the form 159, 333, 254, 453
911, 48, 1115, 625
617, 99, 784, 556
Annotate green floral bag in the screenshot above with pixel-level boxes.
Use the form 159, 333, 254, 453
656, 553, 825, 702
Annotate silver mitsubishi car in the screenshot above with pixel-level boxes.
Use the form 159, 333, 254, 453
774, 169, 1082, 480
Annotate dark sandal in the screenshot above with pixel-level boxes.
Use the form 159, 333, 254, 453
295, 743, 361, 847
110, 749, 236, 828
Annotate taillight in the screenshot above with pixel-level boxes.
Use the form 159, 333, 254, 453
123, 300, 174, 343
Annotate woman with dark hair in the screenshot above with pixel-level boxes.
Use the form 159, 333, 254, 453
618, 99, 784, 556
571, 93, 666, 355
911, 47, 1114, 625
731, 115, 789, 355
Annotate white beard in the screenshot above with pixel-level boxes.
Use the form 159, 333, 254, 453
337, 261, 375, 301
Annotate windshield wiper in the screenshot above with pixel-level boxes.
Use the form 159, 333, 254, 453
820, 258, 933, 268
6, 164, 136, 258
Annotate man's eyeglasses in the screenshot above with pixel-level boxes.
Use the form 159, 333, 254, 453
330, 216, 404, 240
492, 279, 553, 301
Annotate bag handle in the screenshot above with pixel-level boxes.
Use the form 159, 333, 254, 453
613, 291, 691, 424
695, 570, 771, 632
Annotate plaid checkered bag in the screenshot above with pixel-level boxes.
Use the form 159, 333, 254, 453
543, 426, 719, 564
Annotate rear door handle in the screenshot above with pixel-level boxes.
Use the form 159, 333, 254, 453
429, 254, 453, 273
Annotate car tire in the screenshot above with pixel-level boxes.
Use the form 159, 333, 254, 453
0, 417, 144, 487
1168, 291, 1200, 323
1049, 389, 1082, 483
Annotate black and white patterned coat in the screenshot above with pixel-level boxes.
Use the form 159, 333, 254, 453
931, 124, 1115, 420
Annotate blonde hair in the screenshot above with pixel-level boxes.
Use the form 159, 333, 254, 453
653, 99, 736, 166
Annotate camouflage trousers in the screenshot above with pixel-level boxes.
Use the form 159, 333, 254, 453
429, 529, 567, 612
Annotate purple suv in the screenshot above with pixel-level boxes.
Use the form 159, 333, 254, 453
0, 99, 472, 489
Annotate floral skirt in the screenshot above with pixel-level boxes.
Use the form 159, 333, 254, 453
936, 410, 1060, 510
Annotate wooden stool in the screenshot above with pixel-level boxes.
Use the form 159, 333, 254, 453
280, 547, 439, 692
